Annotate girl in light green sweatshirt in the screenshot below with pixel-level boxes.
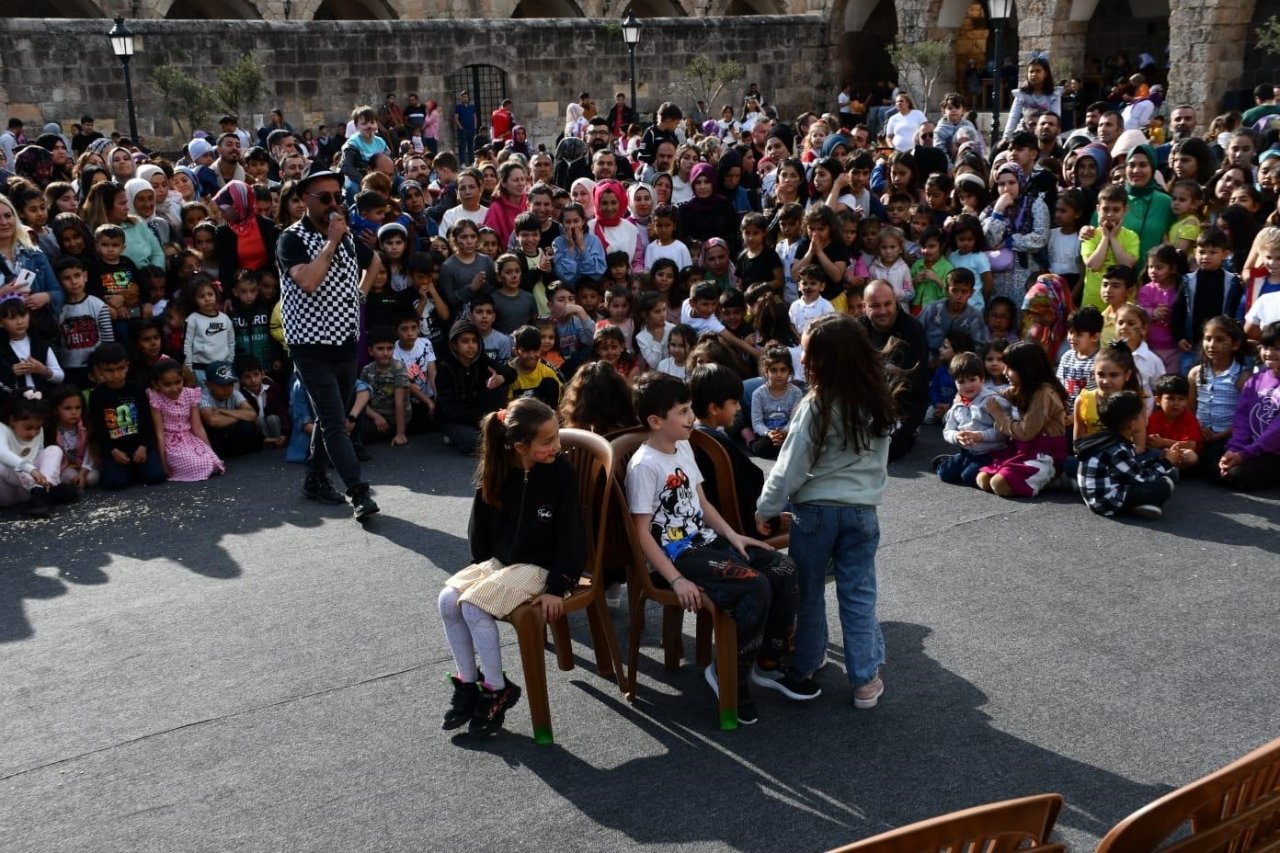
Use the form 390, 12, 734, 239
755, 313, 897, 709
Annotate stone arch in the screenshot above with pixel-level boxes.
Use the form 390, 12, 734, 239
708, 0, 785, 15
314, 0, 399, 18
1083, 0, 1169, 85
606, 0, 689, 17
160, 0, 262, 17
832, 0, 896, 89
0, 0, 105, 15
511, 0, 586, 15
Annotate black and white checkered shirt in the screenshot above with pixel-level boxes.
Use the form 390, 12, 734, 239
277, 216, 363, 347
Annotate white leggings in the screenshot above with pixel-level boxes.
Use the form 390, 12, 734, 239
438, 587, 507, 688
0, 446, 63, 506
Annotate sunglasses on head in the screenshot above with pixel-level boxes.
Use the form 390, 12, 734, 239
306, 191, 342, 205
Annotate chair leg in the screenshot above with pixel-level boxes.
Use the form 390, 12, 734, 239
695, 609, 712, 668
511, 607, 555, 745
550, 617, 575, 672
626, 593, 646, 701
712, 610, 739, 732
662, 606, 684, 670
587, 595, 627, 694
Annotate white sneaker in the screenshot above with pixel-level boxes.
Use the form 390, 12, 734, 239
704, 662, 719, 699
605, 582, 624, 608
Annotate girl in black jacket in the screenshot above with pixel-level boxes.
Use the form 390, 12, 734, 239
436, 397, 586, 736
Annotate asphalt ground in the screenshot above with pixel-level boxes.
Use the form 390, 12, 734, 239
2, 427, 1278, 852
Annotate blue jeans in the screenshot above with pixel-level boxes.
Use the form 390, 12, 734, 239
787, 503, 884, 686
936, 449, 992, 487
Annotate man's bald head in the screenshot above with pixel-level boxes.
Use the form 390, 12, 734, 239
863, 279, 898, 332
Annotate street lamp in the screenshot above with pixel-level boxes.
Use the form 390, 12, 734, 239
988, 0, 1012, 151
108, 16, 139, 144
621, 12, 641, 125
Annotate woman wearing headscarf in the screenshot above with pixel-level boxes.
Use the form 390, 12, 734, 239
1122, 143, 1174, 263
106, 145, 136, 184
34, 134, 73, 184
564, 103, 588, 141
502, 126, 533, 159
125, 177, 172, 246
589, 179, 643, 271
1071, 143, 1110, 212
137, 164, 183, 234
715, 149, 753, 214
980, 162, 1050, 304
626, 182, 655, 261
212, 180, 279, 286
679, 161, 742, 256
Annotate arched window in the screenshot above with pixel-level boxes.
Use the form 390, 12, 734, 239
314, 0, 398, 19
166, 0, 262, 18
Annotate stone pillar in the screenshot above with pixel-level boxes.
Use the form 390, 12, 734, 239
1016, 0, 1087, 78
894, 0, 962, 113
1168, 0, 1256, 121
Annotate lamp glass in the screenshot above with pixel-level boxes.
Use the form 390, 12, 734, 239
988, 0, 1012, 20
622, 13, 641, 45
109, 19, 135, 57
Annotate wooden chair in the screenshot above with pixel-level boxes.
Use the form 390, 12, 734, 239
608, 430, 741, 732
686, 427, 789, 550
501, 429, 626, 745
1095, 736, 1280, 853
826, 793, 1065, 853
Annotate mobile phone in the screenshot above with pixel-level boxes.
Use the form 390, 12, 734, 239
15, 268, 35, 290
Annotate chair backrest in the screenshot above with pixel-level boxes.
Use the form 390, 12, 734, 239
686, 426, 746, 534
559, 428, 614, 589
1096, 736, 1280, 853
826, 794, 1064, 853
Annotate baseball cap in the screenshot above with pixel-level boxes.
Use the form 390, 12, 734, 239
206, 361, 237, 386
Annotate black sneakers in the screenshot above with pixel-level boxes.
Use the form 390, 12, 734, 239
347, 483, 380, 520
443, 675, 480, 731
302, 473, 345, 504
736, 668, 758, 725
470, 678, 522, 736
751, 666, 822, 701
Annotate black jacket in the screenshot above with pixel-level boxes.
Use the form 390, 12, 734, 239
468, 454, 586, 596
0, 334, 56, 400
435, 351, 515, 429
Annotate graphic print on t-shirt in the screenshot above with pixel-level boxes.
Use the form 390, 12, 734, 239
651, 466, 712, 562
61, 315, 101, 351
105, 402, 140, 440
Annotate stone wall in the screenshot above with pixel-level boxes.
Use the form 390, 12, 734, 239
0, 16, 833, 150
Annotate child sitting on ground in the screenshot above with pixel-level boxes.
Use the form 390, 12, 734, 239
925, 331, 973, 425
435, 318, 514, 455
393, 313, 437, 433
627, 373, 802, 725
1076, 390, 1179, 519
198, 361, 264, 458
934, 351, 1010, 487
235, 354, 289, 449
437, 398, 586, 737
0, 396, 73, 517
356, 327, 410, 447
1146, 373, 1201, 471
508, 325, 562, 408
86, 343, 165, 490
1218, 321, 1280, 490
147, 357, 224, 482
1056, 307, 1103, 421
749, 345, 803, 459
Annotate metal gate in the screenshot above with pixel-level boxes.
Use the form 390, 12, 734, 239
446, 64, 509, 146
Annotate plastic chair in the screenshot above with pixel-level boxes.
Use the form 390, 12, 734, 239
608, 430, 740, 732
686, 427, 789, 550
826, 793, 1065, 853
501, 429, 626, 745
1095, 736, 1280, 853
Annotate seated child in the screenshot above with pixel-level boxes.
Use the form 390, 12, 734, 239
0, 396, 72, 517
545, 280, 594, 376
658, 323, 696, 379
435, 318, 515, 455
1146, 373, 1201, 471
86, 343, 166, 490
591, 324, 638, 381
1099, 264, 1137, 347
1056, 306, 1103, 419
925, 331, 973, 425
147, 357, 225, 482
437, 398, 585, 736
393, 313, 437, 433
54, 256, 114, 390
749, 345, 803, 459
1076, 390, 1178, 519
919, 268, 990, 357
787, 264, 834, 339
934, 352, 1010, 487
469, 293, 512, 365
626, 373, 802, 725
47, 383, 98, 491
558, 360, 638, 435
689, 363, 767, 529
1219, 320, 1280, 490
198, 360, 265, 457
235, 354, 289, 448
508, 324, 562, 408
356, 326, 410, 446
536, 319, 564, 371
286, 374, 316, 464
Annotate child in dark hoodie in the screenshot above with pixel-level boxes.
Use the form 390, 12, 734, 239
435, 317, 516, 454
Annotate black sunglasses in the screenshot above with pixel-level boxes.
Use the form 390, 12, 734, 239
306, 191, 341, 205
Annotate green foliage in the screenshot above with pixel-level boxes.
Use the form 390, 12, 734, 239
214, 55, 268, 117
887, 37, 952, 112
149, 63, 218, 139
681, 56, 745, 111
1259, 15, 1280, 57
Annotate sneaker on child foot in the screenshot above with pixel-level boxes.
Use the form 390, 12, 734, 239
753, 669, 822, 701
470, 678, 522, 736
604, 582, 625, 608
348, 484, 380, 520
853, 673, 884, 709
736, 676, 758, 725
704, 662, 719, 699
930, 453, 950, 473
442, 675, 479, 730
1131, 504, 1163, 519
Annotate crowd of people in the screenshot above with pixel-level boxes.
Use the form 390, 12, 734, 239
3, 60, 1280, 731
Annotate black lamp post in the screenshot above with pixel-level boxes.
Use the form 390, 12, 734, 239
622, 12, 641, 124
988, 0, 1012, 150
108, 17, 139, 144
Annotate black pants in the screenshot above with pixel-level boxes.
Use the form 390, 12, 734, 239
291, 342, 364, 490
207, 420, 263, 457
749, 436, 782, 459
671, 540, 796, 662
1223, 453, 1280, 491
1120, 476, 1174, 511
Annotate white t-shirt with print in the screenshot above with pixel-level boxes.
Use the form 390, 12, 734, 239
626, 439, 716, 561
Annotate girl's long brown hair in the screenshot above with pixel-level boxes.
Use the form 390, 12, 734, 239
802, 313, 899, 460
476, 397, 557, 509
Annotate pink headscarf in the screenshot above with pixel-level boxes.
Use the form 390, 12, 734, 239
214, 180, 256, 237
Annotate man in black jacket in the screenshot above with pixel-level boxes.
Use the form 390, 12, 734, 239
858, 280, 930, 461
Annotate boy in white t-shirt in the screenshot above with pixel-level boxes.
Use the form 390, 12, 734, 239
788, 263, 835, 339
625, 373, 814, 726
394, 314, 437, 432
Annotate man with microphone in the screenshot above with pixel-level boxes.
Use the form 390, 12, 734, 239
277, 168, 381, 520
